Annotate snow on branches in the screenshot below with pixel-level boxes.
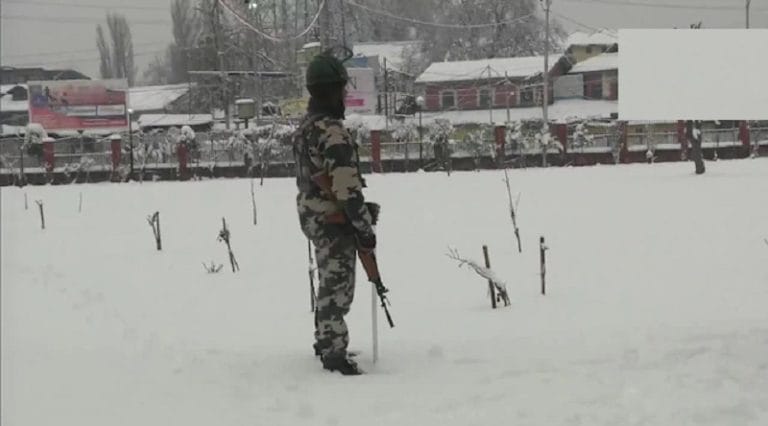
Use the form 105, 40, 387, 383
446, 247, 511, 307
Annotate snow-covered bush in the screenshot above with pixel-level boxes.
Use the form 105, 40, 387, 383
572, 121, 595, 151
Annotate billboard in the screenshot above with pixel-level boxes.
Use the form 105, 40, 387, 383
27, 79, 129, 132
345, 67, 376, 115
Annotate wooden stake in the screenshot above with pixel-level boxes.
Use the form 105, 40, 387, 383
24, 193, 28, 210
540, 236, 547, 295
250, 178, 258, 225
35, 200, 45, 229
147, 212, 162, 251
78, 192, 83, 213
483, 245, 497, 309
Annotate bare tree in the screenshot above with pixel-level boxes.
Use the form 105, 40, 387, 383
168, 0, 201, 84
95, 13, 136, 85
96, 25, 113, 78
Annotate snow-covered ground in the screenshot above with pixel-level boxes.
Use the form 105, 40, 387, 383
2, 159, 767, 426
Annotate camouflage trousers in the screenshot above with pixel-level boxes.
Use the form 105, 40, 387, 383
297, 193, 357, 358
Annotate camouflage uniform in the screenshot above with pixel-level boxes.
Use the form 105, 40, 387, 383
294, 114, 373, 359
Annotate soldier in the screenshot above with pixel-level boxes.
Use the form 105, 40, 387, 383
293, 51, 376, 376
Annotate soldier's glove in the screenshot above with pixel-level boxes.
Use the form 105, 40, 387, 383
365, 202, 381, 226
355, 232, 377, 253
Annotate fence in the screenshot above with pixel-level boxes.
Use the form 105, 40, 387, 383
2, 124, 766, 185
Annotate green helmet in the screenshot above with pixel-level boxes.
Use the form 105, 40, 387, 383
305, 53, 349, 88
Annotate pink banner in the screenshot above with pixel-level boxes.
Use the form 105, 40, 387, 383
28, 79, 128, 132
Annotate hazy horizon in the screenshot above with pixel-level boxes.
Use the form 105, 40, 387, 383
1, 0, 766, 83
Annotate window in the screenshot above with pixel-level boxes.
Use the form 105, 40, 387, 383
590, 82, 603, 99
478, 88, 493, 108
440, 90, 456, 109
521, 88, 534, 105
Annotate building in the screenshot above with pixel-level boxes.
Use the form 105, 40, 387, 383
1, 66, 90, 85
351, 41, 423, 115
567, 52, 618, 100
128, 84, 192, 115
0, 84, 29, 127
564, 31, 618, 64
414, 55, 569, 112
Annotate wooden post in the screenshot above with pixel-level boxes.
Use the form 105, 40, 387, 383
540, 236, 547, 295
110, 137, 122, 179
371, 130, 382, 173
494, 125, 506, 168
483, 245, 496, 309
36, 200, 45, 230
739, 121, 750, 149
177, 143, 189, 180
155, 213, 162, 250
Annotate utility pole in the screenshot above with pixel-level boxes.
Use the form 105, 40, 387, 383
541, 0, 552, 167
321, 0, 331, 48
340, 0, 347, 47
211, 0, 230, 129
746, 0, 752, 28
384, 57, 389, 131
487, 66, 493, 126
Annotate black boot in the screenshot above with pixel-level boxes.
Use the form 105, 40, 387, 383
321, 354, 364, 375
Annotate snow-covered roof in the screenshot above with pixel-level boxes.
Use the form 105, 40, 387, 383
569, 52, 618, 73
566, 30, 618, 48
1, 124, 26, 136
137, 114, 214, 129
353, 41, 421, 72
415, 55, 562, 84
129, 84, 190, 113
0, 84, 28, 113
347, 99, 617, 130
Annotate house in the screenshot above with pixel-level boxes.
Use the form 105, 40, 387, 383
137, 114, 214, 132
567, 52, 618, 100
564, 30, 618, 64
128, 83, 192, 116
414, 55, 569, 112
0, 84, 29, 126
1, 66, 90, 85
352, 41, 423, 115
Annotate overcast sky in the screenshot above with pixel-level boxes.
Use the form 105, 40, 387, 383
1, 0, 767, 82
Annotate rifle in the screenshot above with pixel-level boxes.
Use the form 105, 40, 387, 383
311, 173, 395, 328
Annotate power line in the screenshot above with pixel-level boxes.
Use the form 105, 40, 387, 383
343, 0, 537, 29
0, 14, 171, 25
7, 49, 168, 67
217, 0, 324, 42
1, 0, 168, 11
2, 42, 168, 59
552, 12, 605, 32
560, 0, 766, 11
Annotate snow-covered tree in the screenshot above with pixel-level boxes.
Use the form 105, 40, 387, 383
427, 118, 454, 174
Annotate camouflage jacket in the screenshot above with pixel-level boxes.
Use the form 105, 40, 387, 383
293, 114, 373, 236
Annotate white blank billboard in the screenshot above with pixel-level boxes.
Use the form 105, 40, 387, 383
619, 29, 768, 121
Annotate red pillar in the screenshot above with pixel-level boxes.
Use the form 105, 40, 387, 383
110, 138, 122, 170
42, 138, 55, 173
552, 123, 568, 153
370, 130, 382, 173
677, 120, 688, 160
494, 125, 505, 166
177, 143, 189, 180
739, 121, 750, 148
